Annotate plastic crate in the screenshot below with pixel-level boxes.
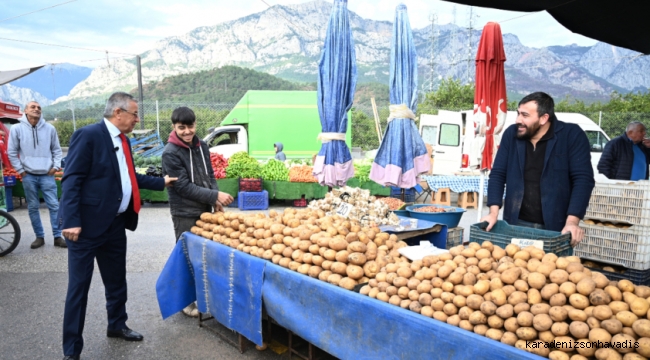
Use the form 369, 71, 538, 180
3, 176, 16, 186
239, 177, 263, 192
446, 227, 463, 249
3, 186, 11, 212
585, 180, 650, 226
574, 222, 650, 270
390, 187, 415, 203
583, 260, 650, 286
238, 190, 269, 210
469, 221, 573, 256
293, 197, 308, 207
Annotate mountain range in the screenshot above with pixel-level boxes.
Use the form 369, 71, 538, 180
7, 0, 650, 109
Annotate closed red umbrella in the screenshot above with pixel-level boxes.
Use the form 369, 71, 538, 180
473, 22, 507, 171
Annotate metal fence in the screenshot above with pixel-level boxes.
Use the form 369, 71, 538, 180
48, 100, 647, 152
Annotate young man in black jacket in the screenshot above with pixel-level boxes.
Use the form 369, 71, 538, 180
597, 121, 650, 180
162, 107, 233, 316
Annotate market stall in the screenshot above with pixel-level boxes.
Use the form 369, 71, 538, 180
157, 232, 540, 360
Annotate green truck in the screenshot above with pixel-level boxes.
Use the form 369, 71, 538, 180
203, 90, 352, 160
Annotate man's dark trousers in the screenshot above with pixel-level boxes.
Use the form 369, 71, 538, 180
62, 213, 128, 356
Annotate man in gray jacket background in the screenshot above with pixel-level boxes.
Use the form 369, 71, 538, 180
8, 101, 65, 249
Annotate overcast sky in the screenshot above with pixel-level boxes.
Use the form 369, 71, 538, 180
0, 0, 598, 70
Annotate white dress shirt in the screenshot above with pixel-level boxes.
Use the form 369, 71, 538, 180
104, 119, 132, 214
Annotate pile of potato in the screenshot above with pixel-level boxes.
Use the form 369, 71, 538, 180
190, 208, 412, 290
360, 241, 650, 360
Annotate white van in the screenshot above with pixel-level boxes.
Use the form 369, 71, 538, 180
419, 110, 610, 176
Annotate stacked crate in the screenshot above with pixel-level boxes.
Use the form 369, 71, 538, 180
575, 180, 650, 284
237, 178, 268, 210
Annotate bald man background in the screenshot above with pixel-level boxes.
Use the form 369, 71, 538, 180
8, 101, 64, 249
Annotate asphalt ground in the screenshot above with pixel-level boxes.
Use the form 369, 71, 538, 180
0, 195, 490, 359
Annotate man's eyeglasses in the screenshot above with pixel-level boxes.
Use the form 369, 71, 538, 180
120, 108, 139, 118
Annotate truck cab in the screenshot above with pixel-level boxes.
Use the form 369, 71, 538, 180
204, 124, 248, 158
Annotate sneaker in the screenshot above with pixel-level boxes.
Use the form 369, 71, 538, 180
30, 237, 45, 249
182, 302, 199, 318
54, 237, 67, 248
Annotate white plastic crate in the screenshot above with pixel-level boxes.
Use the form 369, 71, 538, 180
446, 227, 464, 249
585, 180, 650, 227
574, 222, 650, 270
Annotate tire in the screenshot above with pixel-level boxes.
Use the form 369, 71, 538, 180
0, 210, 21, 257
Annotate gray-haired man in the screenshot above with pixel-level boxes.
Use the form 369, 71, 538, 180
597, 121, 650, 181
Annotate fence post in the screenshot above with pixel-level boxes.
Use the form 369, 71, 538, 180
599, 111, 602, 127
71, 107, 76, 132
156, 100, 160, 135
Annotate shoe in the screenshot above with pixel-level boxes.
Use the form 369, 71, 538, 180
30, 237, 45, 249
54, 237, 68, 248
182, 302, 199, 318
63, 356, 79, 360
106, 327, 144, 341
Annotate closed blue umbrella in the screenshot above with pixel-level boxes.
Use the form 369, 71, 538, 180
370, 4, 430, 189
312, 0, 357, 187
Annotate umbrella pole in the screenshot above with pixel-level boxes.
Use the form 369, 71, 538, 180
477, 169, 486, 222
401, 188, 405, 202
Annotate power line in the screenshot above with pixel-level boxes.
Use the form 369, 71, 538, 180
0, 0, 78, 23
0, 36, 136, 56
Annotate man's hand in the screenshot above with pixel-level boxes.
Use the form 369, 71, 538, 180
20, 172, 26, 178
215, 202, 224, 212
63, 227, 82, 242
479, 205, 501, 231
562, 215, 584, 247
47, 168, 56, 176
218, 191, 234, 206
643, 138, 650, 148
163, 175, 178, 187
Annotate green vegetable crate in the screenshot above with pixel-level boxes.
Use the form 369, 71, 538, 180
469, 221, 573, 256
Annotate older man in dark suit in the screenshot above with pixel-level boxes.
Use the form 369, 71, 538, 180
59, 92, 177, 360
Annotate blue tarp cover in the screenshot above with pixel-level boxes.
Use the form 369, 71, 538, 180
157, 233, 544, 359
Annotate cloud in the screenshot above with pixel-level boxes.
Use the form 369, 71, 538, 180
0, 0, 597, 70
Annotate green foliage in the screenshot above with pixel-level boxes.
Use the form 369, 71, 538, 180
351, 108, 381, 150
140, 65, 308, 103
261, 159, 289, 181
353, 158, 372, 185
51, 118, 99, 147
419, 78, 475, 115
226, 151, 262, 179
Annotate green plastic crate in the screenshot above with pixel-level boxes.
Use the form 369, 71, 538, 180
470, 221, 573, 256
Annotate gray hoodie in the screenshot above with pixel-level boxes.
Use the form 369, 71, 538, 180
8, 115, 62, 174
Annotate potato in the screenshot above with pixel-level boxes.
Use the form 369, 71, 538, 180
549, 350, 571, 360
574, 339, 597, 358
485, 328, 503, 341
469, 310, 487, 325
631, 298, 650, 317
550, 306, 569, 322
590, 328, 613, 343
560, 282, 578, 297
550, 293, 568, 307
542, 283, 561, 300
577, 278, 597, 296
592, 273, 610, 289
570, 271, 589, 284
533, 314, 553, 332
592, 305, 614, 321
465, 294, 483, 310
474, 280, 490, 295
514, 302, 531, 315
618, 280, 635, 293
552, 322, 570, 336
569, 311, 590, 326
494, 304, 513, 319
433, 311, 448, 322
623, 353, 648, 360
327, 273, 343, 286
570, 294, 591, 309
610, 301, 630, 314
346, 265, 364, 280
500, 331, 517, 346
604, 285, 624, 301
611, 334, 635, 354
508, 291, 528, 306
550, 269, 570, 284
569, 321, 590, 339
528, 272, 547, 290
338, 277, 357, 290
319, 270, 332, 282
516, 327, 538, 341
617, 311, 639, 327
490, 289, 507, 306
528, 288, 542, 305
637, 337, 650, 357
595, 349, 623, 360
590, 289, 612, 306
501, 267, 522, 285
517, 311, 534, 327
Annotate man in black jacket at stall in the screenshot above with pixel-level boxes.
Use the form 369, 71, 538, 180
597, 121, 650, 180
162, 106, 233, 317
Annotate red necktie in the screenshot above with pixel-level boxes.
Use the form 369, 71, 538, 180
119, 134, 140, 214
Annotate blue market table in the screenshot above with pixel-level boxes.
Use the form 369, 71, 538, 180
156, 229, 543, 360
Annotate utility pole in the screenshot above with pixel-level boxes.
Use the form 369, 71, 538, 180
422, 13, 437, 95
136, 55, 144, 130
467, 6, 474, 84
